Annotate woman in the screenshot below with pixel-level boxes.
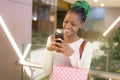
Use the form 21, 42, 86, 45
42, 0, 93, 79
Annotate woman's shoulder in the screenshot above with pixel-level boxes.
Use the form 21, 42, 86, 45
85, 40, 92, 47
84, 40, 93, 52
80, 38, 91, 45
79, 38, 93, 49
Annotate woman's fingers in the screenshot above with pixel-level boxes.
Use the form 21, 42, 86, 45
52, 42, 64, 51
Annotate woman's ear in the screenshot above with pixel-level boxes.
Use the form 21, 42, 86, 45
79, 22, 84, 29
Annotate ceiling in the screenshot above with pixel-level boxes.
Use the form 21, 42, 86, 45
63, 0, 120, 8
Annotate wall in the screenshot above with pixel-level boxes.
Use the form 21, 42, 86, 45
105, 8, 120, 32
0, 0, 32, 80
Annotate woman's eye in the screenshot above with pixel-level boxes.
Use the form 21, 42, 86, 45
71, 23, 75, 26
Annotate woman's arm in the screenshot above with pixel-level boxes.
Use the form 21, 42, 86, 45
79, 42, 93, 69
42, 50, 53, 75
69, 42, 93, 69
42, 35, 54, 75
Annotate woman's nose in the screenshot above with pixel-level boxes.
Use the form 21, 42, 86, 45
64, 23, 71, 29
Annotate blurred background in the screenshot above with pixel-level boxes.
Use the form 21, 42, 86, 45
0, 0, 120, 80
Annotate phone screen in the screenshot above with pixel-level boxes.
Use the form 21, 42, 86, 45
55, 32, 64, 43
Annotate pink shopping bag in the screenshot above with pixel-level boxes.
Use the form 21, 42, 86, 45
52, 40, 88, 80
52, 65, 89, 80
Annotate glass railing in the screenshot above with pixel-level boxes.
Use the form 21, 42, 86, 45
21, 44, 120, 80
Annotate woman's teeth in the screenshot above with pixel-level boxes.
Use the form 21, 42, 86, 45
65, 30, 70, 32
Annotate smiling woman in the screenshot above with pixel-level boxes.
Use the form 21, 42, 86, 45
42, 0, 93, 80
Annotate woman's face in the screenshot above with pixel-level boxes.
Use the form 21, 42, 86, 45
63, 11, 83, 38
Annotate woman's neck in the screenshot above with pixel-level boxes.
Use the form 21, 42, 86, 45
64, 35, 80, 43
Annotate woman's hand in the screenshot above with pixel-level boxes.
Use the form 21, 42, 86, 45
47, 35, 74, 57
47, 35, 56, 51
52, 39, 74, 57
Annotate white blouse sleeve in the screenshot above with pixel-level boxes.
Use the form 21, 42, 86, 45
69, 42, 93, 69
80, 42, 93, 69
42, 35, 53, 75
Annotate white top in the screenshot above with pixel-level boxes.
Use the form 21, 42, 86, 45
42, 35, 93, 75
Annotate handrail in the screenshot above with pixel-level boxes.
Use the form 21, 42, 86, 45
16, 60, 120, 80
90, 70, 120, 80
16, 60, 42, 68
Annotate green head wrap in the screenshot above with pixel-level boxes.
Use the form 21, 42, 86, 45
71, 0, 91, 16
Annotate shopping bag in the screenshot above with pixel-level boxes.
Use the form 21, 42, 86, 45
52, 40, 88, 80
52, 65, 89, 80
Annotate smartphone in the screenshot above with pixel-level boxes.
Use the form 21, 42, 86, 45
55, 32, 64, 43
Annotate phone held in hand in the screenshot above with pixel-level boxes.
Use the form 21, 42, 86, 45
55, 32, 64, 43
